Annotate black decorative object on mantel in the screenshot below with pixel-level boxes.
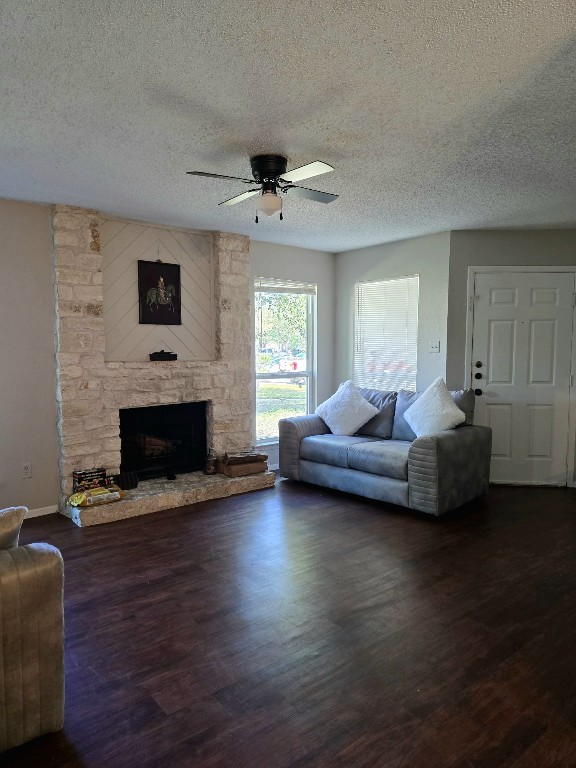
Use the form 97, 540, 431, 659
149, 350, 177, 361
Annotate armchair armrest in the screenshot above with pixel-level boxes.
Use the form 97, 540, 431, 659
0, 543, 64, 752
279, 414, 330, 479
408, 425, 492, 516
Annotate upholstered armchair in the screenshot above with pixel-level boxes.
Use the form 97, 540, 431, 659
0, 507, 64, 752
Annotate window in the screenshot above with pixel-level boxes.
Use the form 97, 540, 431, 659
354, 275, 419, 391
254, 278, 316, 443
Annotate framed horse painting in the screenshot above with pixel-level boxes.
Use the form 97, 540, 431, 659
138, 260, 182, 325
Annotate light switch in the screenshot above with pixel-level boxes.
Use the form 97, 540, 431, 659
429, 340, 440, 353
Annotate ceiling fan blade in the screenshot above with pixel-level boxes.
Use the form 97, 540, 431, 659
187, 171, 255, 184
219, 189, 260, 206
279, 161, 334, 183
283, 186, 338, 204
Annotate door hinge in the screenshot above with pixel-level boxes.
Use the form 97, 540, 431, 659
573, 292, 576, 307
571, 374, 574, 387
468, 296, 473, 312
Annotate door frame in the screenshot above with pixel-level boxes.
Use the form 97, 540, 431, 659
465, 266, 576, 488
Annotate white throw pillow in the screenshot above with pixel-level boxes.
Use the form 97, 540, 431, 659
315, 381, 379, 436
403, 377, 465, 437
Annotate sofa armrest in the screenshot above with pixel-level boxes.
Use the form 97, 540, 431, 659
0, 543, 65, 752
279, 414, 330, 480
408, 425, 492, 516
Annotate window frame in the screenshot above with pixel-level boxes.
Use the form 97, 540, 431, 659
254, 278, 317, 445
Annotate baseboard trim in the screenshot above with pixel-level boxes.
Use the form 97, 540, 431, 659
26, 504, 58, 518
489, 481, 566, 487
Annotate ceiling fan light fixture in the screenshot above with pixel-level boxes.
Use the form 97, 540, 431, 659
257, 191, 283, 216
188, 155, 337, 219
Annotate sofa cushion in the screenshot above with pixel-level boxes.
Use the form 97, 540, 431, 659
0, 506, 26, 549
356, 389, 397, 438
300, 434, 378, 468
315, 380, 380, 436
392, 390, 420, 441
404, 378, 465, 437
450, 388, 475, 425
299, 461, 409, 508
347, 440, 410, 480
393, 387, 475, 440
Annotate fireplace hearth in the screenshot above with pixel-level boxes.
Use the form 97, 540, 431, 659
120, 402, 207, 480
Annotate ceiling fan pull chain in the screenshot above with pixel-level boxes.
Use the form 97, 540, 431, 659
279, 212, 283, 221
255, 214, 259, 224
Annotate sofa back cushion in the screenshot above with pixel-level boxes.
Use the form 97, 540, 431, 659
450, 389, 475, 425
356, 389, 397, 438
392, 388, 475, 441
0, 506, 26, 549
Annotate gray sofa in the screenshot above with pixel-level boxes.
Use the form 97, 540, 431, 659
0, 506, 65, 752
279, 387, 492, 516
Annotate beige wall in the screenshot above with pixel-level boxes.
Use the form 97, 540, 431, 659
250, 241, 336, 405
447, 230, 576, 388
0, 199, 59, 511
335, 232, 451, 390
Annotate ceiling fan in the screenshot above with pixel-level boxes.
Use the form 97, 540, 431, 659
187, 154, 338, 222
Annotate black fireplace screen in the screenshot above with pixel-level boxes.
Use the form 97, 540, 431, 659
119, 402, 207, 480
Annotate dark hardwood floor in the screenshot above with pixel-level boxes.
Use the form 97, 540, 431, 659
5, 481, 576, 767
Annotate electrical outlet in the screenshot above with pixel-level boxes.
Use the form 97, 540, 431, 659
22, 462, 32, 479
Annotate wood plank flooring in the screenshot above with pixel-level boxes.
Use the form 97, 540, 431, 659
4, 481, 576, 767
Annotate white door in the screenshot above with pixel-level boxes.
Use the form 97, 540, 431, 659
471, 271, 575, 485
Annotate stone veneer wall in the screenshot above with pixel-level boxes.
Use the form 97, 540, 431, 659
52, 205, 252, 505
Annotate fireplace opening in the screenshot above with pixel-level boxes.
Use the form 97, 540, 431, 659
119, 402, 207, 480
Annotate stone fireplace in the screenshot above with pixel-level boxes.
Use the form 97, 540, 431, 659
52, 205, 274, 525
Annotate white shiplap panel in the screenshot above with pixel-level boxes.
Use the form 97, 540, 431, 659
100, 219, 130, 249
180, 271, 213, 322
168, 230, 212, 280
104, 228, 165, 288
180, 301, 213, 343
102, 220, 215, 361
159, 238, 213, 319
102, 228, 160, 303
169, 313, 213, 357
180, 257, 212, 302
101, 224, 148, 274
103, 268, 139, 316
106, 304, 143, 357
107, 313, 156, 357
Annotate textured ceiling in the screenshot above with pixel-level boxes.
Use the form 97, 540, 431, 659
2, 1, 576, 252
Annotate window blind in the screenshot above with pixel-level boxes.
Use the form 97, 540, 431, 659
354, 275, 419, 391
254, 277, 317, 295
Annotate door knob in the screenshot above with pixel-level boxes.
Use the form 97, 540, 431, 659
474, 388, 483, 396
475, 361, 483, 368
474, 372, 482, 380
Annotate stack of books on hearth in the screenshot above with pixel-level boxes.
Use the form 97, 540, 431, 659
68, 466, 124, 508
217, 451, 268, 477
72, 466, 113, 493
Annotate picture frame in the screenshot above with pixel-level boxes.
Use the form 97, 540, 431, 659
138, 260, 182, 325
